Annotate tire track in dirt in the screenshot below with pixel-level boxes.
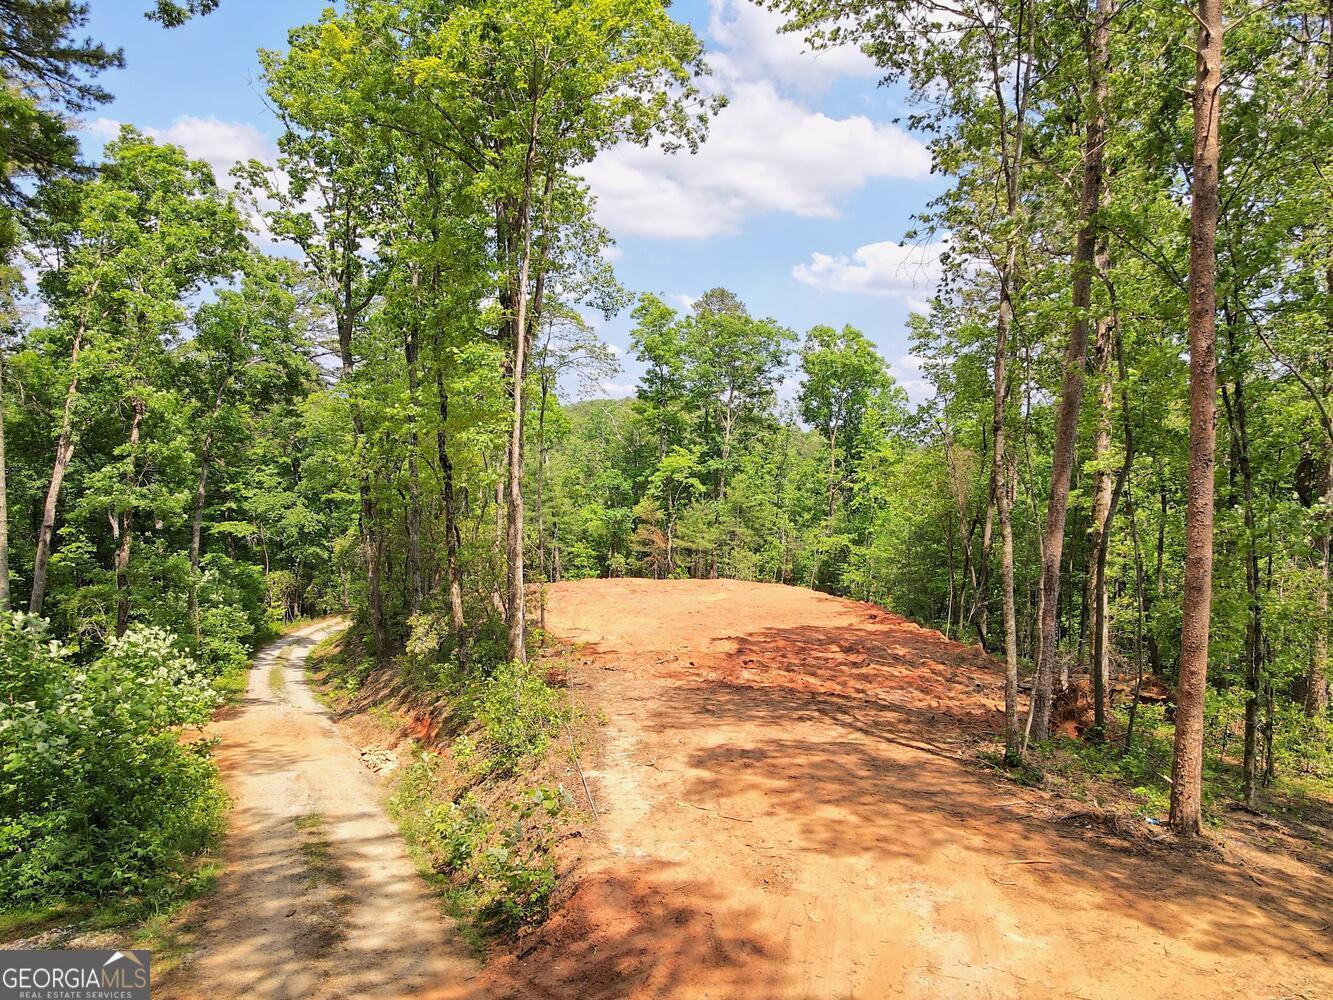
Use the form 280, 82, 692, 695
162, 621, 479, 1000
486, 578, 1333, 1000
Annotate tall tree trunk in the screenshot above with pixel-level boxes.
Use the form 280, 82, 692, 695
1221, 361, 1263, 806
0, 347, 9, 611
1085, 307, 1117, 731
994, 259, 1021, 763
537, 374, 552, 631
505, 136, 539, 666
189, 383, 227, 643
115, 398, 146, 637
1170, 0, 1223, 836
974, 463, 995, 651
492, 466, 508, 619
1032, 0, 1114, 740
435, 363, 467, 650
1307, 0, 1333, 718
1311, 454, 1331, 715
405, 313, 423, 616
31, 312, 92, 614
336, 302, 384, 662
989, 0, 1035, 761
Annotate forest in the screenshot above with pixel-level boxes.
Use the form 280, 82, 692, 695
0, 0, 1330, 992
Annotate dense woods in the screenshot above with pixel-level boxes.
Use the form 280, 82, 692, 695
0, 0, 1330, 920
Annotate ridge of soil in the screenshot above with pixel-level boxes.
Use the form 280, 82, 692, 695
480, 578, 1333, 1000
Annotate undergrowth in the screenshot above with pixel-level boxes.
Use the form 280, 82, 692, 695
308, 619, 582, 945
1005, 697, 1333, 825
388, 753, 568, 942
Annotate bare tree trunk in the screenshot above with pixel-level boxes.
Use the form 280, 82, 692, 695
994, 259, 1021, 763
1123, 485, 1148, 751
491, 466, 507, 618
1221, 359, 1264, 806
1311, 455, 1331, 715
336, 303, 385, 662
505, 131, 540, 666
435, 365, 467, 650
537, 375, 551, 631
1085, 308, 1116, 730
974, 466, 995, 650
115, 398, 146, 637
405, 314, 423, 616
188, 382, 227, 642
1032, 0, 1114, 740
31, 314, 91, 614
1170, 0, 1222, 836
0, 347, 9, 611
1307, 0, 1333, 718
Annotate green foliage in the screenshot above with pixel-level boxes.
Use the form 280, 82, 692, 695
389, 749, 566, 938
474, 787, 565, 933
471, 660, 568, 776
427, 793, 492, 872
0, 614, 226, 904
1044, 705, 1178, 817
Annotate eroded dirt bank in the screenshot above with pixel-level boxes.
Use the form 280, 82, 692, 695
483, 578, 1333, 1000
161, 621, 479, 1000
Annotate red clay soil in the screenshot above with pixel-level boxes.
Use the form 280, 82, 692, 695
481, 578, 1333, 1000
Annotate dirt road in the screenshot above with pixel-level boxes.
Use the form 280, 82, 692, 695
162, 621, 477, 1000
488, 578, 1333, 1000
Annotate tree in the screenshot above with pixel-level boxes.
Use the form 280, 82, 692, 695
180, 262, 307, 639
1169, 0, 1223, 837
800, 324, 889, 521
1031, 0, 1117, 741
401, 0, 717, 662
28, 129, 247, 616
243, 26, 394, 659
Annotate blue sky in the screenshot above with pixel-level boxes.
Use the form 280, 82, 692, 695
82, 0, 948, 400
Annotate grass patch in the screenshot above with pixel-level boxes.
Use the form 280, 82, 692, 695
369, 703, 400, 732
387, 752, 566, 949
1014, 699, 1333, 828
291, 811, 350, 953
0, 904, 92, 943
268, 662, 286, 695
214, 663, 249, 706
305, 630, 372, 708
293, 813, 343, 888
0, 854, 223, 980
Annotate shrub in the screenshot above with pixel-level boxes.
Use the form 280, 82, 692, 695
474, 787, 566, 932
473, 660, 568, 776
0, 615, 225, 904
427, 793, 492, 872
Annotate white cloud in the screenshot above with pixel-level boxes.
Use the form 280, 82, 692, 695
891, 352, 934, 403
582, 81, 929, 239
667, 293, 697, 311
579, 0, 927, 240
706, 0, 878, 95
792, 239, 945, 307
17, 253, 48, 325
85, 115, 276, 190
85, 117, 123, 141
599, 381, 638, 399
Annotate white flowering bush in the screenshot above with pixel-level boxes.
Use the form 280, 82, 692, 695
0, 614, 226, 902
